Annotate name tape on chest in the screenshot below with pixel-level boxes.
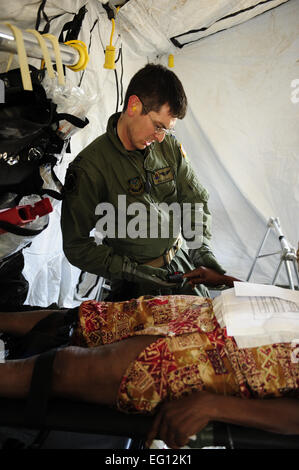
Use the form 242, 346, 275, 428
153, 167, 174, 185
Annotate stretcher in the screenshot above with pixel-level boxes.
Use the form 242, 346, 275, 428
0, 350, 298, 449
1, 398, 298, 449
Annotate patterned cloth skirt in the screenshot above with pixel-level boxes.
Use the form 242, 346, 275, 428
73, 295, 299, 414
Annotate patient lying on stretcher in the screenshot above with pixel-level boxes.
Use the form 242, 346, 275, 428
0, 280, 298, 448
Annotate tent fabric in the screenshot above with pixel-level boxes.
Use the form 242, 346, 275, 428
0, 0, 298, 306
173, 0, 299, 284
169, 0, 289, 47
115, 0, 288, 54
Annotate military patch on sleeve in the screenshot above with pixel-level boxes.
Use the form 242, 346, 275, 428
128, 176, 144, 195
64, 169, 78, 194
153, 167, 174, 185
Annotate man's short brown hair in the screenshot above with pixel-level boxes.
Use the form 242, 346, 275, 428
123, 63, 187, 119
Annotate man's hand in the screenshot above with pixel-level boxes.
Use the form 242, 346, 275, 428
146, 393, 299, 449
183, 266, 241, 288
146, 392, 214, 449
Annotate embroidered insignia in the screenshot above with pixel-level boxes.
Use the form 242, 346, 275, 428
128, 176, 144, 195
64, 170, 78, 194
153, 167, 174, 185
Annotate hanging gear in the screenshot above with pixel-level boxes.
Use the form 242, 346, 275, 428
0, 64, 89, 281
0, 11, 90, 306
0, 198, 53, 236
0, 65, 88, 202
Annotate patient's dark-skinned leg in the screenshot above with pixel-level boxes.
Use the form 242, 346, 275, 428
0, 335, 157, 405
0, 309, 61, 336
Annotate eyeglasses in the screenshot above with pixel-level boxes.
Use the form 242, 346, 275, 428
138, 97, 175, 136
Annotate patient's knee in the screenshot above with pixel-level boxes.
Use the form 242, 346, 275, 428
52, 345, 123, 404
52, 336, 157, 405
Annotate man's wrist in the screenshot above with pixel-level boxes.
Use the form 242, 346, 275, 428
223, 275, 235, 287
224, 276, 242, 287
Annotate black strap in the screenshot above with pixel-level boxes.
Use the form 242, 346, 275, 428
35, 0, 65, 35
41, 189, 63, 200
0, 220, 48, 236
57, 4, 88, 77
24, 348, 57, 428
58, 4, 88, 43
35, 0, 50, 33
40, 164, 64, 201
55, 112, 89, 129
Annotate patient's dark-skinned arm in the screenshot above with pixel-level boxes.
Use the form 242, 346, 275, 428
146, 392, 299, 449
183, 266, 241, 288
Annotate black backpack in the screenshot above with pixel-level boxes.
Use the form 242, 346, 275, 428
0, 65, 88, 202
0, 66, 89, 237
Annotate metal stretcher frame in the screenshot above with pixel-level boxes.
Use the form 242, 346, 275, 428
0, 397, 153, 449
0, 397, 299, 449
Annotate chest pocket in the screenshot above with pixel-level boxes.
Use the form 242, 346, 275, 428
151, 166, 177, 202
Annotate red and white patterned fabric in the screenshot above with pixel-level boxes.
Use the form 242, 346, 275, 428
73, 295, 299, 414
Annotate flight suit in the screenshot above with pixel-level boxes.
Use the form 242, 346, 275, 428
61, 112, 224, 299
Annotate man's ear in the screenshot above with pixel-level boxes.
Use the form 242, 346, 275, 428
127, 95, 139, 117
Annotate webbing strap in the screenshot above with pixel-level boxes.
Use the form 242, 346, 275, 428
42, 33, 65, 85
3, 23, 32, 91
35, 0, 50, 34
0, 220, 48, 236
26, 29, 55, 78
24, 348, 57, 428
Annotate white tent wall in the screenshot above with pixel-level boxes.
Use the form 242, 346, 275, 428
171, 0, 299, 285
114, 0, 290, 56
0, 0, 298, 307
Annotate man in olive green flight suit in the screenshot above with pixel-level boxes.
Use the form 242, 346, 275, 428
61, 64, 229, 301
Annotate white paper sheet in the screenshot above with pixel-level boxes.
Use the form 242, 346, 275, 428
212, 283, 299, 348
234, 282, 299, 303
234, 332, 298, 349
